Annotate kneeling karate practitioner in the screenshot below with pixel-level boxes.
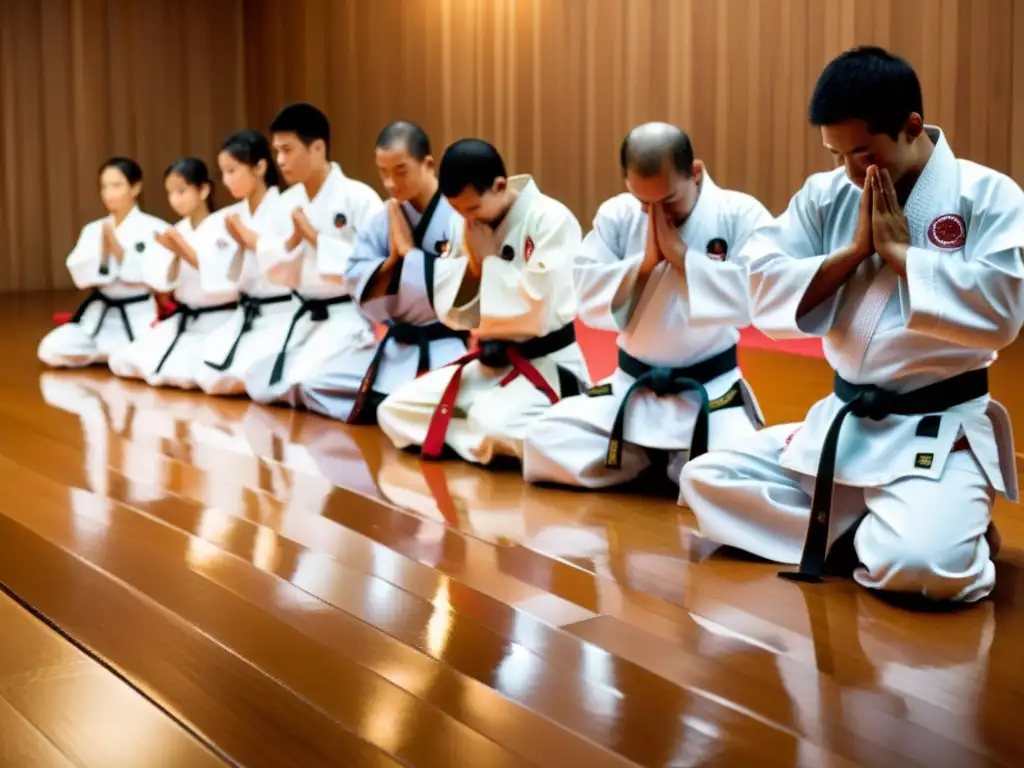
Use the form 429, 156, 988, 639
235, 102, 384, 406
377, 139, 590, 465
524, 123, 770, 489
39, 157, 169, 368
298, 120, 469, 423
108, 157, 239, 388
680, 46, 1024, 603
193, 130, 297, 396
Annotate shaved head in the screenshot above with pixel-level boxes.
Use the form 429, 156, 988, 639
619, 122, 695, 178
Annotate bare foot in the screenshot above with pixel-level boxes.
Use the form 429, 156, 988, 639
986, 522, 1002, 558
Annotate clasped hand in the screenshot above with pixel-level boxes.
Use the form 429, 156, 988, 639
854, 165, 911, 272
641, 202, 686, 275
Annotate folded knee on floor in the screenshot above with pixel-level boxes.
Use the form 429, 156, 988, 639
678, 453, 725, 495
855, 523, 989, 601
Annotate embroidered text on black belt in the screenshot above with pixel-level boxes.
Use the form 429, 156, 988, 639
606, 346, 741, 468
153, 299, 239, 374
779, 368, 990, 584
71, 289, 150, 342
346, 321, 470, 425
421, 323, 577, 459
269, 293, 354, 386
204, 293, 293, 372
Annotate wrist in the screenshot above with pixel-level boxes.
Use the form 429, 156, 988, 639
838, 243, 870, 263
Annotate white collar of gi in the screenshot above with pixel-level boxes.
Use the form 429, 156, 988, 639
678, 171, 720, 237
499, 174, 541, 233
111, 205, 142, 232
298, 162, 346, 204
251, 185, 281, 219
898, 125, 957, 235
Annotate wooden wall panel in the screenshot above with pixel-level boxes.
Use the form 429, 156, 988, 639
243, 0, 1024, 232
0, 0, 247, 292
2, 0, 1023, 292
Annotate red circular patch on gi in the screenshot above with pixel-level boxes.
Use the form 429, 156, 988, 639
524, 237, 535, 262
927, 214, 966, 249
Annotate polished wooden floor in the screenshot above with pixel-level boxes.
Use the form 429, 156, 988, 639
3, 293, 1024, 767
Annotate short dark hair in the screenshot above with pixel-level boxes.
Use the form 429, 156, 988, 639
100, 156, 143, 185
438, 139, 507, 197
376, 121, 431, 162
269, 102, 331, 155
619, 124, 695, 178
808, 46, 923, 140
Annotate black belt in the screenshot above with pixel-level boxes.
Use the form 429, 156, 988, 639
422, 323, 578, 459
477, 322, 577, 368
780, 367, 990, 583
204, 292, 293, 372
269, 292, 354, 385
153, 299, 239, 374
347, 320, 470, 425
606, 346, 741, 468
71, 289, 150, 342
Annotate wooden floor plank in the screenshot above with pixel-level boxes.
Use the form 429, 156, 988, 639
0, 591, 222, 768
1, 295, 1022, 766
0, 515, 403, 768
0, 697, 76, 768
0, 463, 618, 768
9, 369, 1020, 766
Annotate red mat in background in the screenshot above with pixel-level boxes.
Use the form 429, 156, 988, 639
574, 323, 824, 381
376, 320, 824, 381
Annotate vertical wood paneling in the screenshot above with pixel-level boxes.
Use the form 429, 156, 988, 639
0, 0, 247, 293
3, 0, 1024, 292
242, 0, 1024, 229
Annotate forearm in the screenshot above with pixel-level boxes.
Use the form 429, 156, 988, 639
362, 257, 400, 301
797, 245, 865, 319
453, 269, 482, 307
177, 241, 200, 270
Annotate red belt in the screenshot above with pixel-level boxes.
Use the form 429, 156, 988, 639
421, 323, 576, 459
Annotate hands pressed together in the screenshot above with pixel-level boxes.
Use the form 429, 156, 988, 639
387, 200, 414, 264
852, 165, 911, 274
640, 202, 687, 277
462, 220, 500, 279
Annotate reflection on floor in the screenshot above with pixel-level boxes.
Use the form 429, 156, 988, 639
1, 293, 1022, 767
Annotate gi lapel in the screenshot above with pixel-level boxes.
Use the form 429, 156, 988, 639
839, 128, 956, 370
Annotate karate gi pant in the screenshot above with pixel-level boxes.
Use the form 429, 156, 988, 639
377, 345, 590, 466
38, 297, 157, 368
296, 334, 469, 423
523, 370, 761, 489
108, 308, 236, 390
193, 298, 297, 397
241, 301, 377, 409
678, 423, 996, 603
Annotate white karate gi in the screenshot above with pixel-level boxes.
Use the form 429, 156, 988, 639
680, 127, 1024, 602
377, 175, 591, 465
38, 207, 169, 367
107, 217, 240, 389
242, 163, 384, 406
297, 192, 469, 422
193, 189, 299, 396
523, 176, 771, 488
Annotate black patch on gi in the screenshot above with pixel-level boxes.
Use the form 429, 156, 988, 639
706, 237, 728, 259
915, 415, 941, 438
